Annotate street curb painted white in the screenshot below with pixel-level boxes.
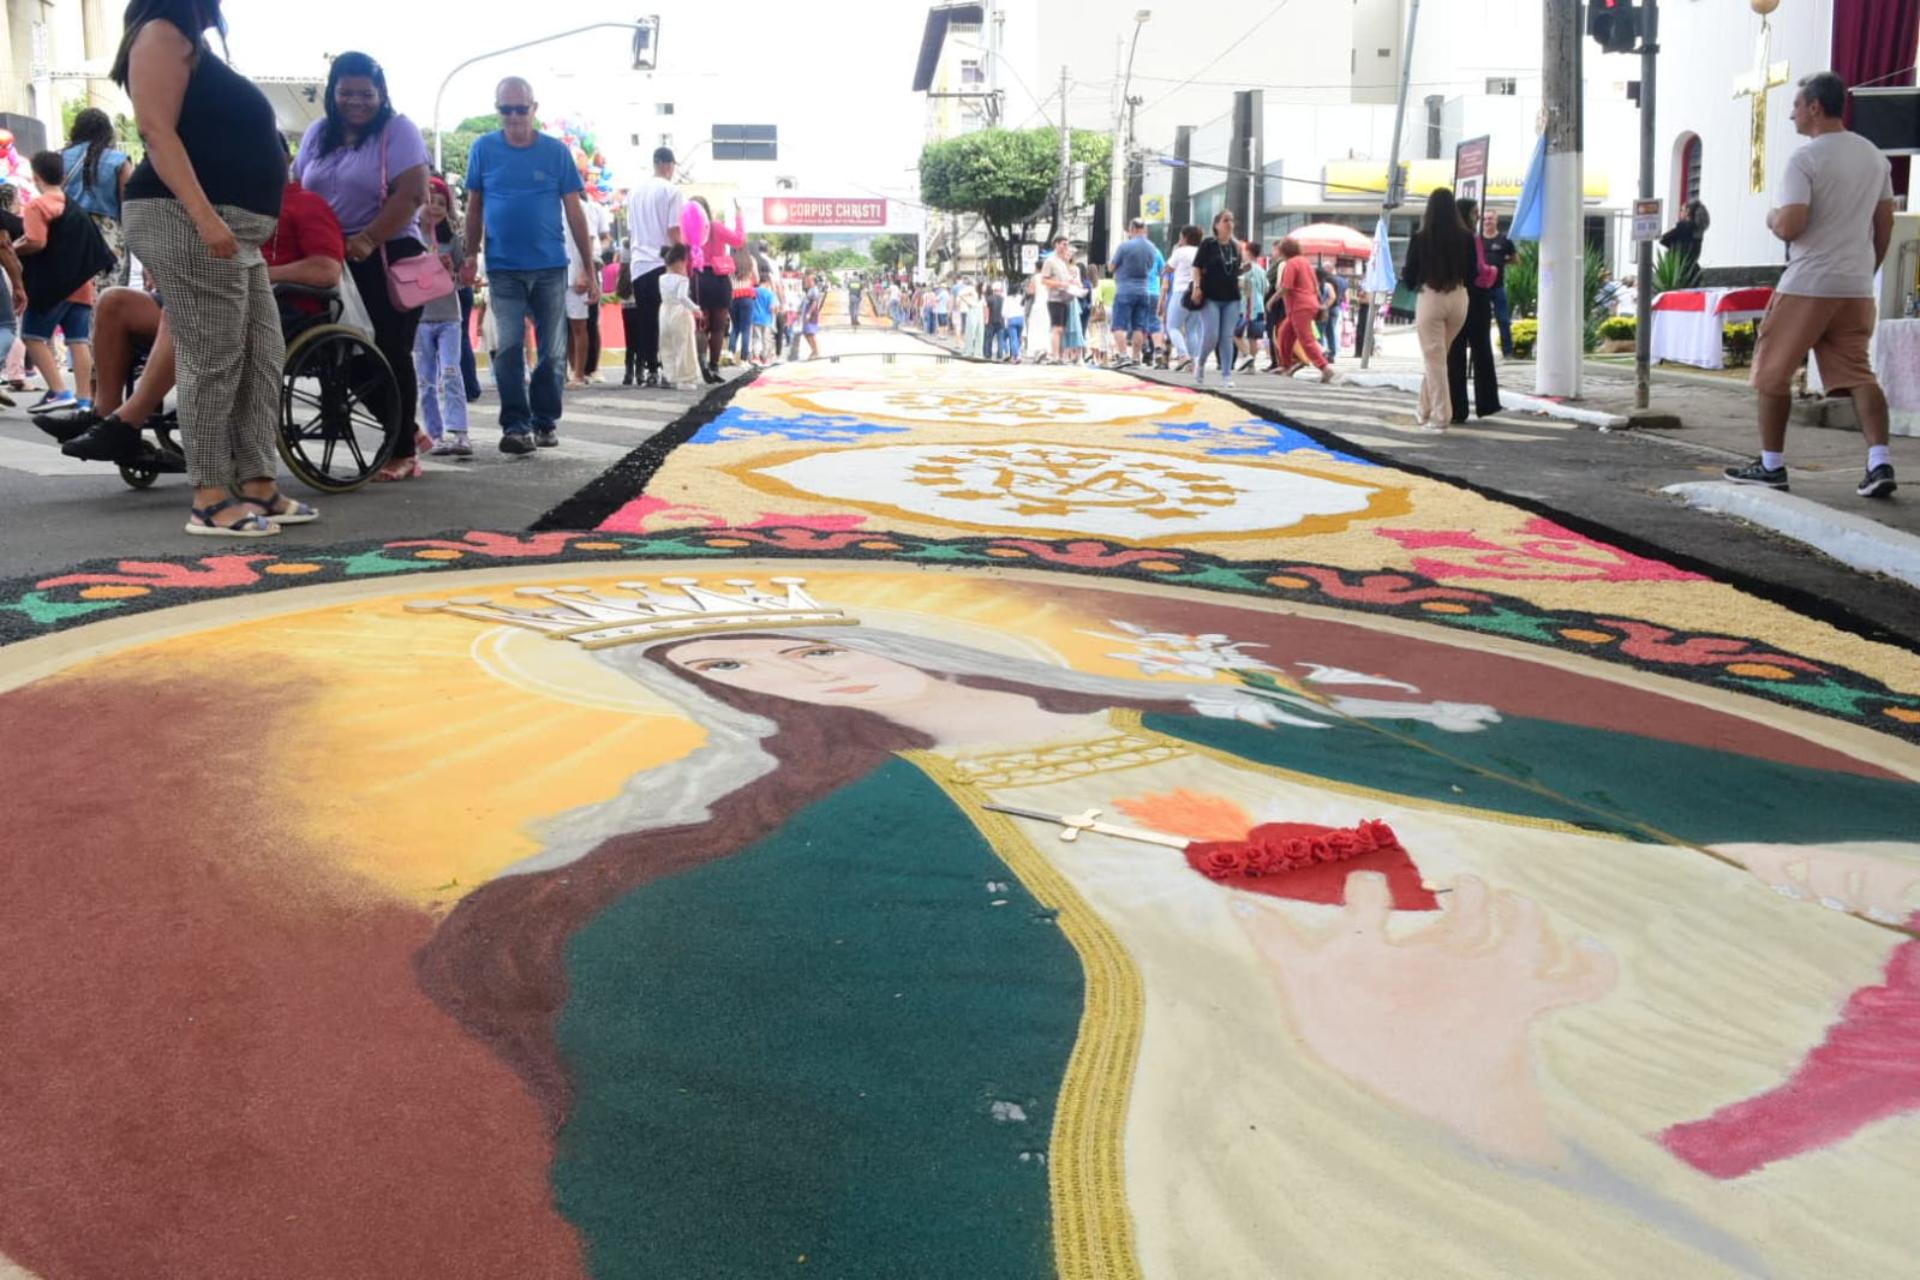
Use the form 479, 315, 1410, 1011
1336, 371, 1629, 429
1663, 481, 1920, 589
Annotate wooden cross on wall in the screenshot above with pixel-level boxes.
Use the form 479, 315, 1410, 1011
1732, 14, 1792, 194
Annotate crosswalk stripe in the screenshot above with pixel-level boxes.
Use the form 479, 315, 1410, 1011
0, 434, 107, 476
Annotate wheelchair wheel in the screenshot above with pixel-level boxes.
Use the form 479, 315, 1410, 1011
279, 324, 400, 493
117, 428, 187, 490
118, 460, 159, 489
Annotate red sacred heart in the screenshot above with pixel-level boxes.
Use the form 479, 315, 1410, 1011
1184, 820, 1439, 912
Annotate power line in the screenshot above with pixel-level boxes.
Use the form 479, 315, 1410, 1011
1140, 0, 1295, 112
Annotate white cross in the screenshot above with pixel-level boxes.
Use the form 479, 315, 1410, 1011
1731, 15, 1792, 195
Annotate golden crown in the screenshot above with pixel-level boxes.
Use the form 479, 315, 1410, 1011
406, 577, 857, 649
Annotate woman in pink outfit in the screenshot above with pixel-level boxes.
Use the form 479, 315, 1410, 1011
680, 194, 744, 384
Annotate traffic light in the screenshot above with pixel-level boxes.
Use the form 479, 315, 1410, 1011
1588, 0, 1641, 54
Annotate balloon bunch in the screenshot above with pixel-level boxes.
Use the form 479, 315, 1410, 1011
547, 116, 617, 206
0, 130, 33, 200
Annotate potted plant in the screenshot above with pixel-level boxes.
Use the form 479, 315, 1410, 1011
1597, 315, 1636, 353
1511, 319, 1539, 360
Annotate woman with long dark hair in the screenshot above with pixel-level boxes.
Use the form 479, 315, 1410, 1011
294, 51, 432, 481
1660, 200, 1710, 285
115, 0, 312, 535
1447, 197, 1504, 423
62, 107, 132, 295
680, 193, 745, 384
1402, 186, 1477, 431
1189, 209, 1244, 387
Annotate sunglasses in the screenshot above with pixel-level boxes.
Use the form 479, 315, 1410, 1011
496, 104, 533, 116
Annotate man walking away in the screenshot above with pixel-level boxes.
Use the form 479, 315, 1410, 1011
1108, 217, 1159, 368
462, 77, 594, 455
1729, 71, 1897, 498
1481, 210, 1517, 359
623, 146, 683, 388
847, 274, 863, 327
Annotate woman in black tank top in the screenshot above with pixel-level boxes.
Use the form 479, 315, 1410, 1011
107, 0, 313, 536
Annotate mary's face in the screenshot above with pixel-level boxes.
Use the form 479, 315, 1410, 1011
667, 637, 938, 708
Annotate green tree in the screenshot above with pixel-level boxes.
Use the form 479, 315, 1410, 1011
868, 233, 919, 271
421, 114, 500, 180
918, 126, 1109, 277
802, 247, 872, 272
770, 233, 814, 258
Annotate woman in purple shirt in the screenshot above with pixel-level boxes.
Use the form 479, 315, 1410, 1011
294, 51, 431, 481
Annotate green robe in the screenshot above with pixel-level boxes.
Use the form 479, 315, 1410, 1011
552, 712, 1920, 1277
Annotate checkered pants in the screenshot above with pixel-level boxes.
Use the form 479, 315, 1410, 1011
123, 198, 285, 488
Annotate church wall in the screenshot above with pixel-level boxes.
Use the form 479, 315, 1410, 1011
1654, 0, 1837, 271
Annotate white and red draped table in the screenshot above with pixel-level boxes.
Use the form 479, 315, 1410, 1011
1871, 318, 1920, 437
1648, 287, 1774, 370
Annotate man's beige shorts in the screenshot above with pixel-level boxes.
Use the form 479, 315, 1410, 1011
1750, 293, 1879, 397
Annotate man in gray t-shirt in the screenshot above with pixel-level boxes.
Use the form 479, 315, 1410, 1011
1730, 71, 1898, 499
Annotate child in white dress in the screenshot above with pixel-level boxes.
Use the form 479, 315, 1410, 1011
658, 245, 702, 390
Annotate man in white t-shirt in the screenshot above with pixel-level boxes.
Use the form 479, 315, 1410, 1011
1732, 71, 1898, 499
623, 146, 686, 386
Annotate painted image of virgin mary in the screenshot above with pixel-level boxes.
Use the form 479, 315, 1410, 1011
413, 592, 1920, 1279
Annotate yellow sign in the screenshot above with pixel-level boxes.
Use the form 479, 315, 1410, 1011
1141, 194, 1169, 222
1323, 160, 1610, 203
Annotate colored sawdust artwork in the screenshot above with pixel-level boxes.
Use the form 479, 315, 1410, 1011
4, 351, 1920, 1278
2, 561, 1920, 1280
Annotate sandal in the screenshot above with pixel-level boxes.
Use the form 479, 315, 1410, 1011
373, 458, 422, 483
239, 488, 319, 525
186, 498, 280, 538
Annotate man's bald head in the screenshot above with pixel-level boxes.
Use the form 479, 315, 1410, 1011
496, 77, 535, 103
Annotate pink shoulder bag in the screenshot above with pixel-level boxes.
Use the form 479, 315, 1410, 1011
379, 123, 455, 311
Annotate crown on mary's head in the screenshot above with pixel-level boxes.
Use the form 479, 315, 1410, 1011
406, 577, 857, 649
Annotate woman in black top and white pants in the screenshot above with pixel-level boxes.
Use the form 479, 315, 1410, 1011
114, 0, 310, 536
1401, 187, 1478, 432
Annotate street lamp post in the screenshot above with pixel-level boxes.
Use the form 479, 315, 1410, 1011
432, 19, 657, 172
1108, 11, 1150, 253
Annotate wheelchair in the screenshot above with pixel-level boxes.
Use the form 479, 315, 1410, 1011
115, 283, 402, 494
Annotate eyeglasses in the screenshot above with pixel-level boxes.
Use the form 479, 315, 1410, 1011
496, 104, 532, 116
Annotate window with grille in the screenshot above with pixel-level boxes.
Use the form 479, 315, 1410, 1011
713, 124, 778, 162
960, 59, 985, 85
1681, 134, 1702, 204
1485, 77, 1517, 95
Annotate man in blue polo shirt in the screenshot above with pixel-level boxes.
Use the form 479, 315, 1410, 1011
1108, 217, 1162, 368
461, 76, 594, 455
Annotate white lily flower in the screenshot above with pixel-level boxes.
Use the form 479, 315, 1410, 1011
1329, 697, 1503, 733
1189, 694, 1333, 729
1297, 663, 1422, 693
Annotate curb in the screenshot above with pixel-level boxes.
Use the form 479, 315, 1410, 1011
1663, 482, 1920, 591
1337, 371, 1629, 429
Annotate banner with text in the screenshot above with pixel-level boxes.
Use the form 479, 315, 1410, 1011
764, 198, 889, 228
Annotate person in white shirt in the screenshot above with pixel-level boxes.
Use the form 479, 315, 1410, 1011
622, 146, 686, 388
1730, 72, 1898, 499
657, 244, 703, 389
1163, 224, 1202, 368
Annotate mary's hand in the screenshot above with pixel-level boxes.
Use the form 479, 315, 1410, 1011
1721, 843, 1920, 925
1244, 872, 1616, 1163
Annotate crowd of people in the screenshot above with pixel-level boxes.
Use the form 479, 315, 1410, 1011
888, 219, 1363, 388
14, 0, 846, 539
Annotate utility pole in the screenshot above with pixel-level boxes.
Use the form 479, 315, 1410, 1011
1057, 65, 1072, 234
1633, 0, 1660, 414
1110, 12, 1151, 255
1537, 0, 1585, 398
1361, 0, 1421, 370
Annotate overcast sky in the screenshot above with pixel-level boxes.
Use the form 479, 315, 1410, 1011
222, 0, 931, 198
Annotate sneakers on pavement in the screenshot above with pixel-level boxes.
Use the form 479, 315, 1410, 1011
1858, 463, 1898, 499
500, 432, 537, 456
430, 434, 472, 458
60, 416, 140, 462
1724, 458, 1790, 490
30, 390, 75, 412
534, 429, 560, 449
